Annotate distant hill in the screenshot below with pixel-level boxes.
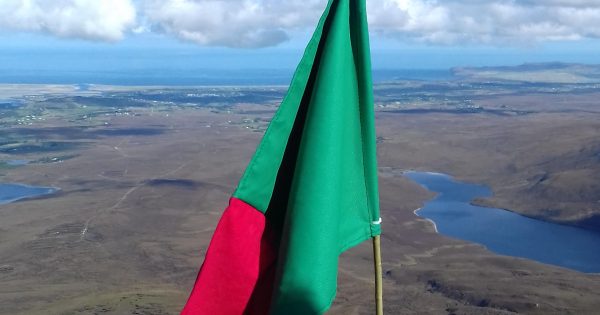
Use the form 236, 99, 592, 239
452, 62, 600, 83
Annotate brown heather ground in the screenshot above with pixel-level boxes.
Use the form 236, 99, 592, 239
1, 90, 600, 314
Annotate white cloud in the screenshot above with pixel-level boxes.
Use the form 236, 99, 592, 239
367, 0, 600, 45
140, 0, 326, 48
1, 0, 600, 47
0, 0, 136, 41
140, 0, 600, 47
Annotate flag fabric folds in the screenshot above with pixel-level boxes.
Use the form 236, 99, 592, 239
181, 0, 381, 313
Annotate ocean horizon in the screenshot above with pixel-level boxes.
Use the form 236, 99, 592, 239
0, 68, 454, 86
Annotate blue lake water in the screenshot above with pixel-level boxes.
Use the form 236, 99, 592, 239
0, 183, 57, 205
405, 171, 600, 273
5, 160, 29, 166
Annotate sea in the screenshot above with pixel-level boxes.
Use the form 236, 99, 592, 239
0, 49, 453, 86
0, 68, 453, 86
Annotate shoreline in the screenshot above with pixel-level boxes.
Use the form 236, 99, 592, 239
413, 207, 439, 233
399, 167, 600, 235
0, 183, 60, 206
470, 198, 600, 234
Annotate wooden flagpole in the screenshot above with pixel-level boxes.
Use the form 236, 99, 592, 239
373, 235, 383, 315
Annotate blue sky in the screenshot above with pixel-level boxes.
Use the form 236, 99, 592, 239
1, 0, 600, 70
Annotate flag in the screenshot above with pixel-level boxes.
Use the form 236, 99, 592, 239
181, 0, 381, 313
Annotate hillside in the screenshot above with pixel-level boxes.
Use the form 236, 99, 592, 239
452, 62, 600, 83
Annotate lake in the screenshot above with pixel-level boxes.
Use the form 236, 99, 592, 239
405, 171, 600, 273
5, 160, 29, 166
0, 183, 57, 205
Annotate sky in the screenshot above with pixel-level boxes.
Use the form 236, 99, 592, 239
1, 0, 600, 72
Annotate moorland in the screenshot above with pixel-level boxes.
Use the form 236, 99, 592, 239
1, 63, 600, 314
